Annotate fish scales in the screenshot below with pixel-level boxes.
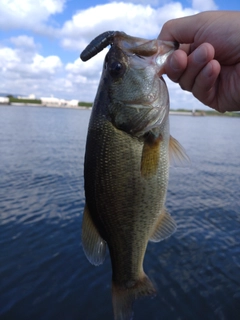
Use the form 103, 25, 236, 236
81, 31, 186, 320
85, 116, 169, 280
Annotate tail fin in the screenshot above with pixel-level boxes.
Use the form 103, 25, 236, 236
112, 273, 156, 320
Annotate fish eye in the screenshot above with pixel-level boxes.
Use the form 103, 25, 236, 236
108, 61, 124, 77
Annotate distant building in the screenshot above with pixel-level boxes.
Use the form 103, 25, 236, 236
17, 94, 36, 99
67, 99, 79, 107
41, 97, 62, 106
41, 96, 79, 108
0, 96, 10, 104
59, 99, 67, 106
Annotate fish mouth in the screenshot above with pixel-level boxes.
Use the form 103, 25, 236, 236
108, 33, 174, 136
81, 31, 174, 137
80, 30, 178, 68
112, 32, 178, 75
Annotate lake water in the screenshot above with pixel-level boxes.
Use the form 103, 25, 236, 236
0, 105, 239, 320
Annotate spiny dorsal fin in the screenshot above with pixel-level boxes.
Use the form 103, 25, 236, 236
169, 135, 190, 167
149, 208, 177, 242
82, 203, 106, 266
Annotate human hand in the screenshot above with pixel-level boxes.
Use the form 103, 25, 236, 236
158, 11, 240, 112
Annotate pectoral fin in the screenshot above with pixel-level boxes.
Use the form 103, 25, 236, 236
141, 133, 162, 179
149, 208, 177, 242
169, 135, 189, 166
82, 203, 106, 266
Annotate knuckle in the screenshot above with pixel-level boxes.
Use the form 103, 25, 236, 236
179, 81, 192, 92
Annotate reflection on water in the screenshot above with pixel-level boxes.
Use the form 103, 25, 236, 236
0, 106, 240, 319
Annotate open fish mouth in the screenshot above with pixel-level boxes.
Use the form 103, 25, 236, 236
118, 36, 178, 74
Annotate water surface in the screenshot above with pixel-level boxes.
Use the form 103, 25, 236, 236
0, 105, 239, 319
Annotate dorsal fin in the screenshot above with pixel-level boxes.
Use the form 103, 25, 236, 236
169, 135, 190, 166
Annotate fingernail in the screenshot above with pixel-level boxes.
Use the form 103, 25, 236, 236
202, 62, 213, 78
193, 46, 208, 64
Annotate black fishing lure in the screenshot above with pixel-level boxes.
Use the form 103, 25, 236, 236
80, 31, 116, 61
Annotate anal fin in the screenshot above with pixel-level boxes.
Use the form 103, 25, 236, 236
82, 203, 106, 266
149, 208, 177, 242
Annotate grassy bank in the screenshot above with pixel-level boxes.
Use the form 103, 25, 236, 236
171, 108, 240, 118
9, 97, 42, 104
202, 110, 240, 117
5, 98, 240, 116
78, 101, 92, 107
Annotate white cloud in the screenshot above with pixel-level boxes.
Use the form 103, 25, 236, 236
0, 0, 218, 108
30, 54, 62, 75
10, 35, 36, 49
1, 36, 52, 81
57, 1, 201, 104
164, 77, 206, 110
0, 47, 20, 71
0, 36, 63, 98
60, 2, 198, 51
66, 50, 106, 79
64, 53, 108, 102
0, 0, 66, 31
0, 45, 62, 78
192, 0, 218, 11
120, 0, 164, 5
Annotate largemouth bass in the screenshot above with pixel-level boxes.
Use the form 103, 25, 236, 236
80, 31, 187, 320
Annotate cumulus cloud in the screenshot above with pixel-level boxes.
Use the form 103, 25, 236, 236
0, 0, 219, 108
0, 33, 93, 100
66, 50, 106, 79
192, 0, 218, 11
57, 1, 200, 105
10, 35, 37, 49
164, 77, 205, 111
0, 0, 66, 32
64, 52, 108, 102
0, 35, 63, 97
0, 45, 62, 78
60, 2, 197, 51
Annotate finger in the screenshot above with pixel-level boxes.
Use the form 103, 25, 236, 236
178, 43, 215, 92
191, 59, 221, 108
164, 49, 188, 82
158, 12, 212, 43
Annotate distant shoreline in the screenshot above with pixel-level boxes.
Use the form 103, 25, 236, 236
1, 102, 240, 117
1, 102, 90, 110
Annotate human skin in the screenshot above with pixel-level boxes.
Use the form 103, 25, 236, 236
158, 11, 240, 112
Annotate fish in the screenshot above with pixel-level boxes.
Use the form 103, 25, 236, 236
80, 31, 187, 320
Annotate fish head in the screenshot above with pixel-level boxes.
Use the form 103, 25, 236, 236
81, 32, 178, 137
103, 32, 177, 137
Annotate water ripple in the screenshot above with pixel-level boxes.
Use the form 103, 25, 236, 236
0, 107, 240, 319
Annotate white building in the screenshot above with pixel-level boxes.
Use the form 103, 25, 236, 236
66, 99, 79, 107
41, 97, 62, 106
17, 94, 36, 99
0, 96, 10, 104
41, 96, 80, 108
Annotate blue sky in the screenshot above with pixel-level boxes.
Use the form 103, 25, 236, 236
0, 0, 240, 110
